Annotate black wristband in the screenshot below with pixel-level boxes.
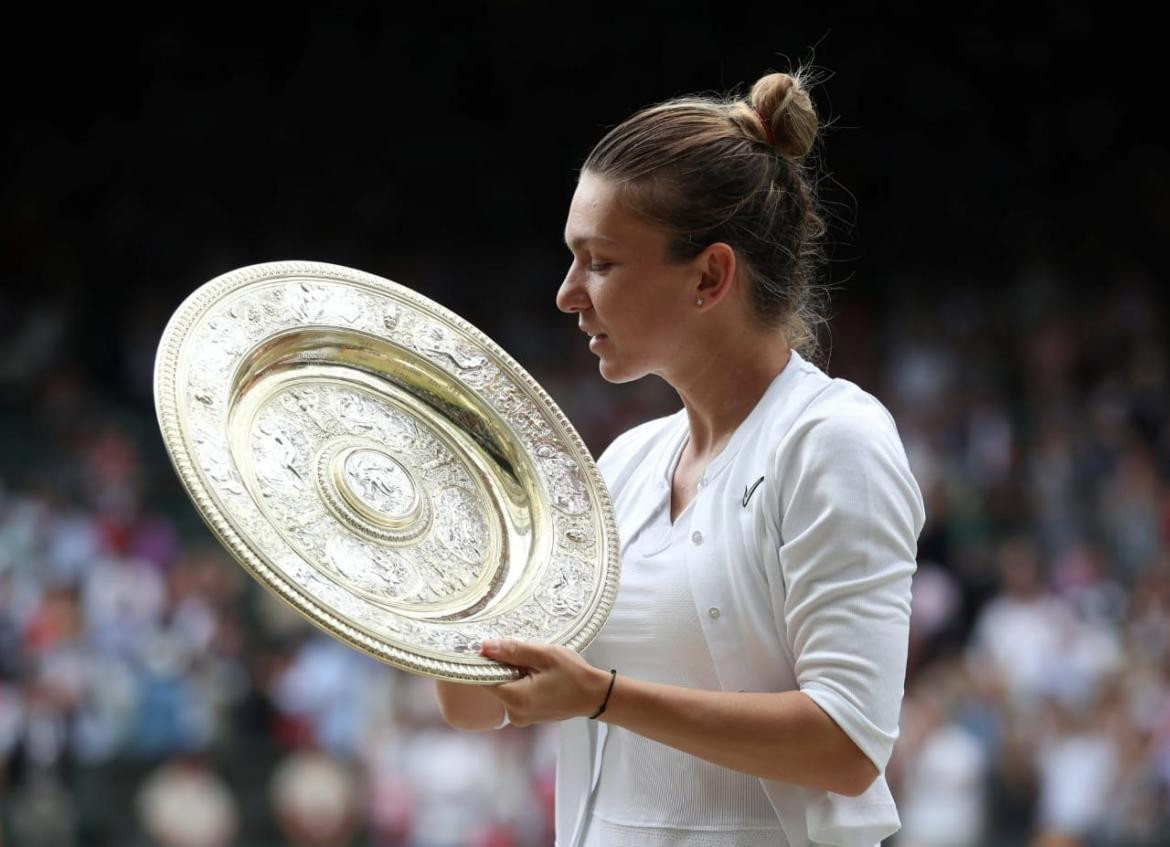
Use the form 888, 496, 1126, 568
589, 668, 617, 719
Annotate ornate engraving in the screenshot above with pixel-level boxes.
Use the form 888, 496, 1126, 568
341, 449, 418, 520
535, 555, 594, 619
155, 262, 619, 682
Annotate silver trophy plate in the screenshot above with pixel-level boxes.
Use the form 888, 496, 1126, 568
153, 261, 619, 682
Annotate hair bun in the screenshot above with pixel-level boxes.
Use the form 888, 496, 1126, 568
749, 71, 818, 160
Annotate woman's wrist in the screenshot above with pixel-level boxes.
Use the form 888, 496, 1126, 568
585, 666, 619, 721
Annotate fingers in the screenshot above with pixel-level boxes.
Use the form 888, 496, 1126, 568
480, 637, 551, 669
483, 679, 523, 704
481, 676, 533, 726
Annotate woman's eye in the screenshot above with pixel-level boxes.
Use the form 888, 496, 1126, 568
587, 263, 612, 273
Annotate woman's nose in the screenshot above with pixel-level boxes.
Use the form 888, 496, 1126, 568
556, 265, 589, 314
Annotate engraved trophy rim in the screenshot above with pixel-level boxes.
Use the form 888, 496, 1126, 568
153, 260, 620, 683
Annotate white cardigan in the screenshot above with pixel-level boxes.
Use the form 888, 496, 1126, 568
554, 348, 926, 847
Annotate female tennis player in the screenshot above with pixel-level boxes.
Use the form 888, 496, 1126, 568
434, 68, 925, 847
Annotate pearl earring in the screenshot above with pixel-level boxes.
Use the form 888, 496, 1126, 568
696, 297, 705, 306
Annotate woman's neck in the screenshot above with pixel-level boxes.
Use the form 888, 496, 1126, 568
664, 339, 793, 461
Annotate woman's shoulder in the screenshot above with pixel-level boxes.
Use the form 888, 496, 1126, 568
771, 370, 908, 467
804, 376, 899, 431
763, 369, 926, 541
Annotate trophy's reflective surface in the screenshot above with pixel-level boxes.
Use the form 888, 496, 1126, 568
155, 261, 619, 682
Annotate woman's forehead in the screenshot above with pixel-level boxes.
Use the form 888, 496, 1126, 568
564, 173, 655, 249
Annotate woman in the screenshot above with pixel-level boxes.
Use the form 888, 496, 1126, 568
434, 68, 925, 847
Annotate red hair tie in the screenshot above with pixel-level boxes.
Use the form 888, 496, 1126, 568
752, 104, 775, 145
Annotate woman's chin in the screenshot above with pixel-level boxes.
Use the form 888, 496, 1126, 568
597, 359, 643, 385
597, 360, 622, 383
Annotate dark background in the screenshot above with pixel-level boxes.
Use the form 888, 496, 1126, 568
2, 5, 1168, 846
5, 3, 1165, 407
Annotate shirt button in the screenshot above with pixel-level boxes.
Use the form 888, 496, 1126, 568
708, 607, 721, 619
691, 531, 703, 545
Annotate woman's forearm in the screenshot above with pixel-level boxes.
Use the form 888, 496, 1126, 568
596, 669, 878, 797
433, 679, 507, 731
476, 639, 879, 795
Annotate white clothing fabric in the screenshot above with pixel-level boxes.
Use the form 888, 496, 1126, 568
582, 815, 787, 847
579, 423, 785, 845
554, 348, 926, 847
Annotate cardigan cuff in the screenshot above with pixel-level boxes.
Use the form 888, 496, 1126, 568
800, 681, 898, 775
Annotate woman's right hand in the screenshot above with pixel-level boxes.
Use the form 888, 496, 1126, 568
433, 679, 508, 731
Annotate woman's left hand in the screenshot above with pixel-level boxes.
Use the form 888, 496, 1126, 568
479, 638, 611, 726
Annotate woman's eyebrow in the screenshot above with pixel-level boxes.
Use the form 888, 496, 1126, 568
564, 234, 619, 251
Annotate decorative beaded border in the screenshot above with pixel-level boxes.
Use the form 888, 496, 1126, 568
153, 260, 620, 683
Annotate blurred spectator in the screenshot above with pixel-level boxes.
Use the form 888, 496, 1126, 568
270, 749, 363, 847
895, 664, 988, 847
136, 757, 239, 847
2, 262, 1167, 845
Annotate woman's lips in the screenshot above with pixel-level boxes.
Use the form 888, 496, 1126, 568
589, 334, 608, 351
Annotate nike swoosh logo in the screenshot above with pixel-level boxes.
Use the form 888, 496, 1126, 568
742, 476, 765, 507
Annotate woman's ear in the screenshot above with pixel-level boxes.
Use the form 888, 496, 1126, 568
695, 241, 737, 306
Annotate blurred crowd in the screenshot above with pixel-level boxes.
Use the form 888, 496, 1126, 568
1, 259, 1167, 846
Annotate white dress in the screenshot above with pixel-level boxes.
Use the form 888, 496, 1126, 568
578, 428, 788, 847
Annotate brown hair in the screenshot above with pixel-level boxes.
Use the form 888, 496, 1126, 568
582, 67, 832, 363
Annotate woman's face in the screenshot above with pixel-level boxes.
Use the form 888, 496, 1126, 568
557, 171, 701, 384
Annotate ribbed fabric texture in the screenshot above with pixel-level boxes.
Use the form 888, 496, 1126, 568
579, 428, 787, 846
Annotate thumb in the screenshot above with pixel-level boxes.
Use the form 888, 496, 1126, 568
481, 638, 551, 669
